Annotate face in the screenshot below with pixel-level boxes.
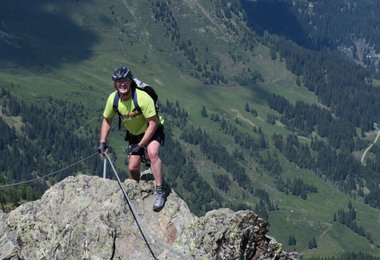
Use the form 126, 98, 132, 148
115, 78, 132, 94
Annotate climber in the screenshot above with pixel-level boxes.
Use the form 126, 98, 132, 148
97, 66, 166, 212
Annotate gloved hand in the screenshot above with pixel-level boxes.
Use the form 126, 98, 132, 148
98, 142, 109, 155
127, 144, 144, 156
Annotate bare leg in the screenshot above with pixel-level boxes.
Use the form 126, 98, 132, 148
146, 140, 163, 186
147, 140, 166, 212
128, 155, 141, 182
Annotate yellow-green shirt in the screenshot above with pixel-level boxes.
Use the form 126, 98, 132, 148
103, 89, 163, 135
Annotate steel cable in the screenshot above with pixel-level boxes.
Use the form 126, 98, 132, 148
0, 152, 98, 188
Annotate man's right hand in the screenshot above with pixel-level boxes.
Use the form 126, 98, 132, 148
127, 144, 144, 156
98, 142, 109, 156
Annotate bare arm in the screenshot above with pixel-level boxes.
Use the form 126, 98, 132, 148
100, 117, 112, 143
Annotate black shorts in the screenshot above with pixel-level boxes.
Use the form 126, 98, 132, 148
127, 125, 165, 146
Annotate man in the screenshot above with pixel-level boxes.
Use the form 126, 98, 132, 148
98, 66, 166, 212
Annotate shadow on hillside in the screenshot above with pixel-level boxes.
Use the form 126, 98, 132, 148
0, 0, 99, 69
241, 0, 312, 49
249, 84, 274, 106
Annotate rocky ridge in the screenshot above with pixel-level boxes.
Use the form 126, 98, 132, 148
0, 174, 293, 259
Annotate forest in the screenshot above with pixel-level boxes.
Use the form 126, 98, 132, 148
0, 88, 101, 211
249, 27, 380, 210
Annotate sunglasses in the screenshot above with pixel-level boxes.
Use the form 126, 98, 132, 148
115, 78, 132, 88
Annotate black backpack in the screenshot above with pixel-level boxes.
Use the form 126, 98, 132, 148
113, 78, 159, 129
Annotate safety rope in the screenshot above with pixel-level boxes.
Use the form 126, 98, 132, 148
104, 152, 158, 259
0, 152, 98, 188
104, 153, 194, 260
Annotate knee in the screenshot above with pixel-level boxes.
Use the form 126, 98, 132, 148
147, 150, 160, 163
128, 164, 140, 173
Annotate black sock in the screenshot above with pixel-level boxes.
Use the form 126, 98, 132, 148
156, 185, 164, 194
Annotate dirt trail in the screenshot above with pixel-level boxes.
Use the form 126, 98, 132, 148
361, 130, 380, 165
230, 109, 256, 128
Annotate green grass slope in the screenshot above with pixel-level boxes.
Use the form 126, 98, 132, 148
1, 0, 380, 258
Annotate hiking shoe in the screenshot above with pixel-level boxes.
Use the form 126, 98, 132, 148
153, 186, 166, 212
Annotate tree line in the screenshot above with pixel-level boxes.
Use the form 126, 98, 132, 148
267, 91, 380, 208
0, 88, 102, 211
272, 131, 380, 210
268, 94, 358, 151
333, 201, 373, 243
180, 125, 252, 189
160, 100, 259, 215
269, 36, 380, 133
150, 0, 226, 85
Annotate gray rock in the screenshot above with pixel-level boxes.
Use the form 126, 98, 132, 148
0, 210, 19, 259
0, 174, 292, 260
168, 208, 291, 260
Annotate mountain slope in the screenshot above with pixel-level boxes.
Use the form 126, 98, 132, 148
1, 0, 380, 258
242, 0, 380, 75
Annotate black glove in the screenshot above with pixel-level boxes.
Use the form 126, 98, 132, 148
98, 142, 108, 155
127, 144, 145, 156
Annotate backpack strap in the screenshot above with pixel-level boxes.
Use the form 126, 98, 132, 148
132, 88, 141, 113
113, 92, 122, 129
132, 87, 159, 115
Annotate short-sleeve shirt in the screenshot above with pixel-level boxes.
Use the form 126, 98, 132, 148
103, 89, 163, 135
